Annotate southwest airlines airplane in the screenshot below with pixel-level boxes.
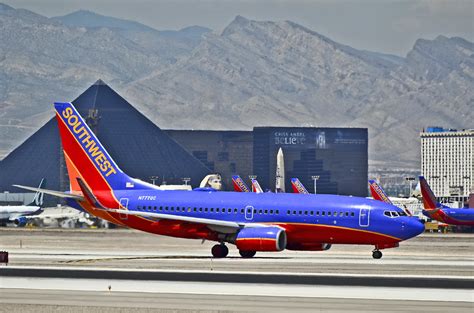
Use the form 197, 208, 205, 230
419, 176, 474, 226
16, 102, 424, 259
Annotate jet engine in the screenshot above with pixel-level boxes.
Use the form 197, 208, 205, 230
235, 227, 287, 251
13, 217, 28, 227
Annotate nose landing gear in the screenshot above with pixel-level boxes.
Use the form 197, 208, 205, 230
372, 250, 383, 259
211, 243, 229, 258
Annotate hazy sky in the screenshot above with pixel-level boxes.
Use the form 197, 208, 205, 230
4, 0, 473, 56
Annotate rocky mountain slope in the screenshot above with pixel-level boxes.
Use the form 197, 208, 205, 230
1, 4, 472, 169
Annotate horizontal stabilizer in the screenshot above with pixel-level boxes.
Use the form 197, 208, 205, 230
13, 185, 84, 201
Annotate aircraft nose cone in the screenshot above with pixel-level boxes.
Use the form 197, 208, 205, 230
405, 218, 425, 239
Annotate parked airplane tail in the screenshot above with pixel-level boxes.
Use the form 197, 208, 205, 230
232, 175, 250, 192
368, 180, 392, 205
291, 178, 309, 194
419, 176, 442, 211
29, 178, 45, 206
251, 179, 263, 193
54, 102, 155, 202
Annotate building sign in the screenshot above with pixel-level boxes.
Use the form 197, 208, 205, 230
274, 131, 306, 145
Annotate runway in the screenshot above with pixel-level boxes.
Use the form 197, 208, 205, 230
0, 228, 473, 312
2, 288, 471, 313
1, 228, 473, 276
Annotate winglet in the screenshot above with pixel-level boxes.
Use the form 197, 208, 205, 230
368, 180, 392, 204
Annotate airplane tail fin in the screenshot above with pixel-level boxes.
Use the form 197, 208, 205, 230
54, 102, 154, 206
419, 176, 442, 211
291, 178, 309, 194
30, 178, 45, 206
232, 175, 250, 192
251, 179, 263, 193
368, 180, 392, 205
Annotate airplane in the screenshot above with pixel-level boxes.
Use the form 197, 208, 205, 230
291, 178, 309, 194
0, 179, 45, 226
419, 176, 474, 226
232, 175, 250, 192
251, 179, 263, 193
368, 180, 413, 216
15, 102, 425, 259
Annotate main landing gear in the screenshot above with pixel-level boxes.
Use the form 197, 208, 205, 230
372, 250, 383, 259
239, 250, 256, 258
211, 243, 229, 258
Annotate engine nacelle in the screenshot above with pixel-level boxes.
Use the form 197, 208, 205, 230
13, 217, 28, 227
235, 227, 287, 252
286, 242, 332, 251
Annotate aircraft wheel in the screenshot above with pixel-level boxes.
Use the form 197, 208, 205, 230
372, 250, 383, 259
239, 250, 256, 258
211, 244, 228, 258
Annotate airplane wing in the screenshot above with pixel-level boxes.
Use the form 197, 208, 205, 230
101, 208, 242, 229
13, 185, 84, 201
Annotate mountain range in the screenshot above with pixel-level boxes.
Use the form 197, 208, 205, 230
0, 3, 472, 170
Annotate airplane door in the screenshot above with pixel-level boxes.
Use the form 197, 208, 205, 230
119, 198, 129, 220
359, 207, 370, 227
245, 205, 254, 221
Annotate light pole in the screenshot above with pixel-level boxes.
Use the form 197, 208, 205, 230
150, 176, 159, 185
405, 177, 415, 198
311, 175, 320, 194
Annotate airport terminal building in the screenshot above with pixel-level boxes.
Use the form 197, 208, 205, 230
0, 80, 369, 203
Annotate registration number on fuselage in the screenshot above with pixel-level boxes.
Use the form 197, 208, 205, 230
138, 196, 157, 201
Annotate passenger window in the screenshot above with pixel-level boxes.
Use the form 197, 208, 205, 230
276, 210, 279, 214
270, 210, 274, 214
199, 208, 202, 212
234, 208, 238, 213
216, 208, 220, 212
316, 211, 319, 216
241, 209, 244, 214
351, 212, 355, 217
299, 211, 302, 215
345, 212, 349, 217
339, 212, 343, 217
264, 210, 268, 214
211, 208, 214, 212
259, 209, 263, 214
310, 211, 314, 215
287, 210, 290, 215
322, 211, 326, 216
205, 208, 208, 212
304, 211, 308, 215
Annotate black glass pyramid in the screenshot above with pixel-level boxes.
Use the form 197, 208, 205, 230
0, 80, 211, 194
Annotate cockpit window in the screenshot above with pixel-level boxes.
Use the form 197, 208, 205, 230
384, 210, 403, 218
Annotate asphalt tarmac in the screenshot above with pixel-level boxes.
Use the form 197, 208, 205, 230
1, 228, 473, 276
0, 228, 473, 312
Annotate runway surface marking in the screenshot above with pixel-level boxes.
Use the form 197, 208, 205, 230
1, 277, 473, 302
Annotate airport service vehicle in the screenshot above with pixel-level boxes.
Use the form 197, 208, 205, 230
419, 176, 474, 226
291, 178, 310, 194
0, 179, 44, 226
16, 102, 424, 259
